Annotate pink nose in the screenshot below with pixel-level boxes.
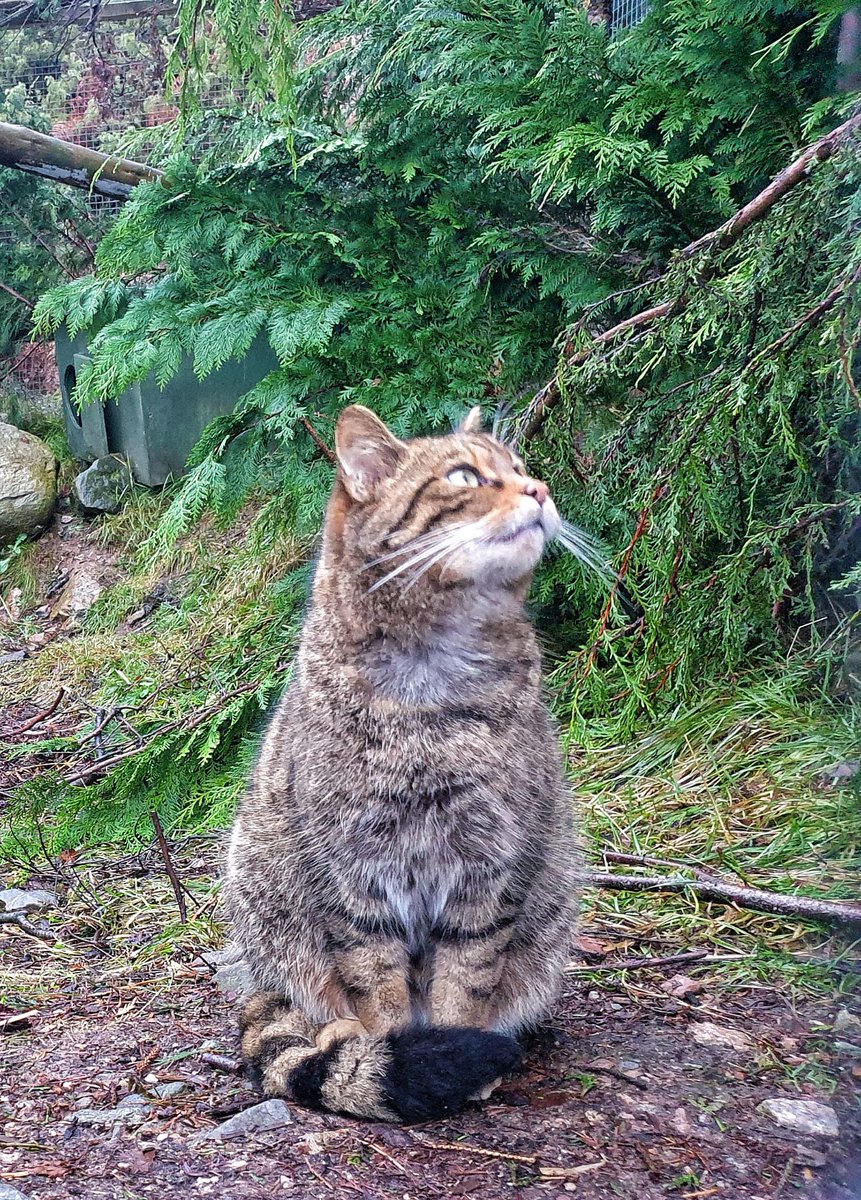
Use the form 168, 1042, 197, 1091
522, 477, 549, 506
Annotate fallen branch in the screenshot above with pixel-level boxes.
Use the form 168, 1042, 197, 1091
587, 870, 861, 928
408, 1135, 537, 1165
8, 688, 65, 738
517, 106, 861, 442
569, 948, 710, 973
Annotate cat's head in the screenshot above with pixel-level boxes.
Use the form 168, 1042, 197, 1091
329, 404, 561, 591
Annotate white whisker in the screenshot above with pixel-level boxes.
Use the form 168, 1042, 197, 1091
555, 519, 618, 586
363, 521, 473, 570
401, 518, 494, 591
368, 519, 490, 593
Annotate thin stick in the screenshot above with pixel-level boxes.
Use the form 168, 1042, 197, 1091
0, 280, 34, 309
409, 1135, 537, 1165
568, 949, 709, 972
8, 688, 65, 737
568, 951, 749, 974
576, 1063, 649, 1092
301, 415, 336, 462
587, 870, 861, 927
149, 810, 187, 924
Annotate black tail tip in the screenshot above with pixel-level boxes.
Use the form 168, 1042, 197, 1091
382, 1026, 522, 1123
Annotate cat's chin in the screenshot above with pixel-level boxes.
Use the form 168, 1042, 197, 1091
444, 525, 546, 586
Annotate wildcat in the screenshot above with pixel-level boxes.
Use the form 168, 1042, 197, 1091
226, 403, 582, 1122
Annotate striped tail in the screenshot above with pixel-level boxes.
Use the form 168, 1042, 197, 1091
240, 994, 522, 1122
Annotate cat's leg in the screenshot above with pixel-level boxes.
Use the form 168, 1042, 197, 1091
239, 992, 319, 1095
428, 923, 513, 1029
326, 938, 413, 1036
429, 871, 577, 1034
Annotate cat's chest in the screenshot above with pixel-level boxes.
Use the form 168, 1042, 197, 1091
341, 788, 517, 947
356, 626, 498, 705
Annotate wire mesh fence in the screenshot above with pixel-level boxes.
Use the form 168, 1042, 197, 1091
610, 0, 649, 33
0, 2, 195, 395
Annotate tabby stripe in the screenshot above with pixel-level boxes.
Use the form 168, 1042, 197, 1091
432, 913, 516, 943
384, 475, 437, 540
414, 496, 473, 538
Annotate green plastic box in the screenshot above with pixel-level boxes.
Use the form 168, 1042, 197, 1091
56, 325, 278, 486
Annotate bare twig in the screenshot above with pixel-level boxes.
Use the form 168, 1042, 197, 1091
569, 948, 709, 972
301, 415, 336, 463
149, 810, 187, 924
8, 688, 65, 737
0, 280, 34, 309
408, 1135, 537, 1165
587, 870, 861, 927
577, 1063, 649, 1091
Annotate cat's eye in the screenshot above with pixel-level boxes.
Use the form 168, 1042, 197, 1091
446, 466, 481, 488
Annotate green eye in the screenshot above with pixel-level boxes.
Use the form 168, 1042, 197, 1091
446, 466, 481, 488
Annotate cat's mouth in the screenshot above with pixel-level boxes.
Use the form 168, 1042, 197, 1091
489, 519, 545, 546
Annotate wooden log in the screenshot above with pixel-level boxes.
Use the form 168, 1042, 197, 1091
0, 120, 163, 198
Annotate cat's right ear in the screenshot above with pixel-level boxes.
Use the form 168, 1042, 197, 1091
335, 405, 406, 502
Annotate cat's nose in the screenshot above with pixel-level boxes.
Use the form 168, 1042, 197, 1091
522, 478, 549, 506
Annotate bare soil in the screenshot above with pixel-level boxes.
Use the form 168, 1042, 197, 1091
2, 912, 859, 1200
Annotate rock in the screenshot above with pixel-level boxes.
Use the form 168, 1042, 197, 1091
73, 1094, 152, 1127
49, 568, 105, 620
661, 973, 704, 999
71, 454, 131, 516
0, 1185, 33, 1200
757, 1098, 839, 1137
0, 421, 57, 541
0, 887, 57, 912
212, 959, 254, 996
690, 1021, 753, 1052
187, 1099, 293, 1147
0, 386, 62, 432
152, 1081, 186, 1099
670, 1106, 693, 1136
834, 1008, 861, 1036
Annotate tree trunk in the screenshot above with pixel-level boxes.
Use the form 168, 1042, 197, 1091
0, 120, 163, 198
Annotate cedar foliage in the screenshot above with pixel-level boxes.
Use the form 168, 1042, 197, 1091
17, 0, 861, 847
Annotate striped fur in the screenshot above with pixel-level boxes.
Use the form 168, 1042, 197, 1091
226, 405, 581, 1121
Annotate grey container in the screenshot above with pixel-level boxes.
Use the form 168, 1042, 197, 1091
56, 325, 278, 486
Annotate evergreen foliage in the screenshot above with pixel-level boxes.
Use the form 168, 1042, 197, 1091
15, 0, 860, 848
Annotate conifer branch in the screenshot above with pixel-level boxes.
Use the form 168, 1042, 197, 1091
517, 107, 861, 444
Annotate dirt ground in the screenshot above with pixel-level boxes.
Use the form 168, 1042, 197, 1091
2, 884, 860, 1200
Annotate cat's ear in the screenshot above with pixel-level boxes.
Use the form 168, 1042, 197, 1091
335, 405, 406, 502
459, 405, 483, 434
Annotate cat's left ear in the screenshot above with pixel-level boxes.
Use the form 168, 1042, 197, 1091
459, 406, 483, 435
335, 405, 406, 502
